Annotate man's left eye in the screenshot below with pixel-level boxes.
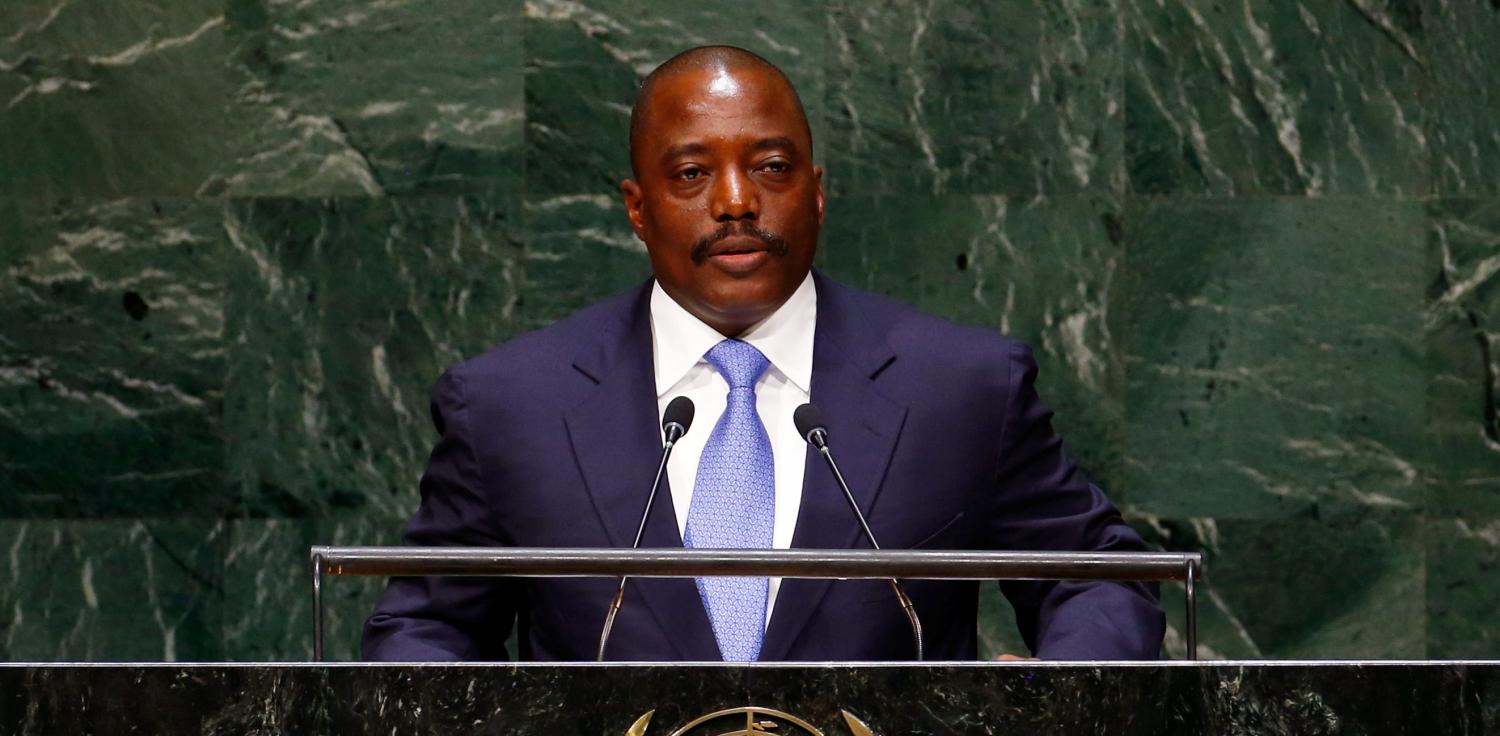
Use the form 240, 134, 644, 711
760, 161, 790, 174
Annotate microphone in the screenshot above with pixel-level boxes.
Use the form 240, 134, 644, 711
596, 396, 695, 661
793, 403, 925, 660
661, 396, 693, 446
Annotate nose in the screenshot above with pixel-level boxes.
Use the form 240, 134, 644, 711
709, 166, 758, 222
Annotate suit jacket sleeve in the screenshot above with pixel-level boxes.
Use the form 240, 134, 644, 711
985, 341, 1165, 660
362, 367, 520, 661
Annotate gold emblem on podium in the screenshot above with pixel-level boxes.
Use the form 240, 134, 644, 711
624, 707, 877, 736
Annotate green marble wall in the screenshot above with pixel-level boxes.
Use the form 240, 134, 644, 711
1, 0, 1496, 662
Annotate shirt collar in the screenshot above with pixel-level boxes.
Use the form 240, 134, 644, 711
650, 272, 817, 396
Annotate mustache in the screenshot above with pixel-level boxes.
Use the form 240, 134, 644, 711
690, 222, 790, 265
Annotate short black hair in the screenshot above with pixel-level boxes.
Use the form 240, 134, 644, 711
628, 45, 812, 178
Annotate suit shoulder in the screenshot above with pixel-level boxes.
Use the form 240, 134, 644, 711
836, 282, 1025, 366
447, 284, 643, 385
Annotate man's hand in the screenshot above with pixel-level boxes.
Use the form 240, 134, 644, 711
994, 653, 1038, 661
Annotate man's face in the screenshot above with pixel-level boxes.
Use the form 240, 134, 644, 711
622, 65, 824, 337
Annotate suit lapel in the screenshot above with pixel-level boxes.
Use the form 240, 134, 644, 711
760, 273, 908, 661
562, 283, 720, 661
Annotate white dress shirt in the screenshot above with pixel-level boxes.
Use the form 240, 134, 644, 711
650, 273, 816, 625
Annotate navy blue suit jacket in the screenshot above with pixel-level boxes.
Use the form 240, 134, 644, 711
363, 271, 1164, 661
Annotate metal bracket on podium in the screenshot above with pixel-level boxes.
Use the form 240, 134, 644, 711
310, 547, 1203, 661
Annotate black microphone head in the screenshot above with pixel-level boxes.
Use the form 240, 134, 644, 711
662, 396, 695, 438
793, 403, 827, 445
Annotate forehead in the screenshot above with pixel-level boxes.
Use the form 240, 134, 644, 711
639, 66, 808, 148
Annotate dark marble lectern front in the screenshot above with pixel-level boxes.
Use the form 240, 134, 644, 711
2, 662, 1496, 734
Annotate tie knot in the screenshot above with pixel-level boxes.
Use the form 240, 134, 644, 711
705, 339, 770, 389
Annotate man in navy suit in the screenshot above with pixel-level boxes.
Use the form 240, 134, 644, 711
363, 46, 1164, 662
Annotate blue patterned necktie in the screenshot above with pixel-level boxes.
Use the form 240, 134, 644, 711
683, 338, 775, 662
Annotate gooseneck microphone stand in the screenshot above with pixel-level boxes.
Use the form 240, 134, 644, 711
596, 397, 695, 661
794, 403, 924, 660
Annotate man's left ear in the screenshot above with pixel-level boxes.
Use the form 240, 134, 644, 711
814, 165, 825, 226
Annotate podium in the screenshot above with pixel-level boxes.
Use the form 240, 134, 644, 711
3, 661, 1497, 733
11, 551, 1500, 734
10, 549, 1492, 733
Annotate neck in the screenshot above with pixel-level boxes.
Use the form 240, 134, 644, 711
658, 288, 788, 339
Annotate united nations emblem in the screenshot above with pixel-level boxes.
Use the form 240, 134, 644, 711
623, 706, 877, 736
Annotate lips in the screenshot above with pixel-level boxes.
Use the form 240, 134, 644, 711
704, 237, 772, 275
705, 237, 769, 258
690, 223, 789, 266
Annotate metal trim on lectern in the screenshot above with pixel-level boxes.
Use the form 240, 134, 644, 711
309, 547, 1203, 661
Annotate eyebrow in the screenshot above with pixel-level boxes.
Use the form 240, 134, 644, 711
660, 142, 710, 163
749, 136, 796, 153
659, 137, 800, 164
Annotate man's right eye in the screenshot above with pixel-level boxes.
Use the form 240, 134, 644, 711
676, 167, 703, 181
